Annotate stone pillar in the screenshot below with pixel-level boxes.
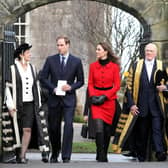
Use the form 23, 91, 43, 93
139, 24, 151, 58
144, 1, 168, 63
151, 22, 168, 62
161, 41, 168, 66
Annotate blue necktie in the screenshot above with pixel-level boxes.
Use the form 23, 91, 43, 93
61, 56, 65, 72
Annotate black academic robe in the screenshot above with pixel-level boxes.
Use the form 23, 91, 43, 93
2, 63, 50, 161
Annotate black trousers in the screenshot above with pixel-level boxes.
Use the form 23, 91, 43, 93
133, 114, 165, 159
48, 101, 75, 160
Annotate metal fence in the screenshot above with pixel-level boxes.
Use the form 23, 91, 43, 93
0, 24, 16, 161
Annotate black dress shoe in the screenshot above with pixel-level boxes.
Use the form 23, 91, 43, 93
50, 155, 58, 163
97, 156, 108, 162
137, 155, 145, 162
122, 151, 137, 158
41, 151, 49, 163
63, 158, 70, 163
156, 152, 167, 161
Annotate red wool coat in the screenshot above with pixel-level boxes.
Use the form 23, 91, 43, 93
88, 61, 120, 125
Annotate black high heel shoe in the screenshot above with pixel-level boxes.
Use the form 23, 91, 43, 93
41, 151, 49, 163
17, 157, 28, 164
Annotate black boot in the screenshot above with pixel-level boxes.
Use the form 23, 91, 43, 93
103, 123, 112, 162
95, 133, 107, 162
104, 135, 110, 162
96, 149, 99, 161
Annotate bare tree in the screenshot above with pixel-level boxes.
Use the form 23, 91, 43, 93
71, 0, 143, 74
110, 8, 143, 73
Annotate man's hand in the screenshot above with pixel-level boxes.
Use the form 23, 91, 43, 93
156, 85, 167, 92
62, 84, 71, 91
130, 105, 139, 116
53, 87, 57, 95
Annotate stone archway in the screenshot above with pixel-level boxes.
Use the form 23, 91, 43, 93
0, 0, 168, 157
0, 0, 168, 44
0, 0, 167, 69
0, 0, 167, 60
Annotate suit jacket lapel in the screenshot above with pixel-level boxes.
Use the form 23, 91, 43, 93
150, 60, 156, 83
54, 54, 62, 78
143, 62, 150, 83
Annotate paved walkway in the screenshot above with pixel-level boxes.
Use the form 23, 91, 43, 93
0, 153, 168, 168
1, 123, 167, 167
27, 152, 134, 162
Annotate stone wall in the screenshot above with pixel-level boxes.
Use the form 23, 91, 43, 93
27, 1, 105, 111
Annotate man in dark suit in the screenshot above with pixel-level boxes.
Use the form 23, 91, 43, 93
40, 36, 84, 163
125, 43, 167, 162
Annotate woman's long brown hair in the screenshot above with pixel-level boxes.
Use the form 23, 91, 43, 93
98, 42, 120, 65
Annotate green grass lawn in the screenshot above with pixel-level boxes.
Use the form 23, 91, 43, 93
72, 141, 113, 153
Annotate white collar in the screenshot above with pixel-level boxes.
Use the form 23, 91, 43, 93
60, 52, 69, 62
145, 59, 155, 65
15, 59, 30, 69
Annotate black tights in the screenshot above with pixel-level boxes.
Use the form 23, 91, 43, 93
94, 119, 111, 161
94, 119, 111, 135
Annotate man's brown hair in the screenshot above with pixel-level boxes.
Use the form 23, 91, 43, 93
56, 36, 70, 45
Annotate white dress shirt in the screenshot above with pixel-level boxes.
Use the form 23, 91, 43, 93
60, 52, 69, 65
145, 59, 155, 81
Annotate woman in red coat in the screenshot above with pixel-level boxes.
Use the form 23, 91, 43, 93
88, 42, 120, 162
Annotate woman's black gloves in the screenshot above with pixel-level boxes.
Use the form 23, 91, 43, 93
90, 95, 107, 105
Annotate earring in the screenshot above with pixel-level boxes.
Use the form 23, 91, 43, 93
21, 58, 25, 65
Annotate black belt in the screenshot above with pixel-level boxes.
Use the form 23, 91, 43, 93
94, 86, 112, 90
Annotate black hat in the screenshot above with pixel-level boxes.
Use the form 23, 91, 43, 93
14, 43, 32, 59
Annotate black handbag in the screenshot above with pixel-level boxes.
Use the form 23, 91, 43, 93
90, 95, 107, 105
81, 124, 88, 138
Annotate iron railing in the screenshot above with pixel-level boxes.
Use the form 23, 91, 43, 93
0, 24, 16, 161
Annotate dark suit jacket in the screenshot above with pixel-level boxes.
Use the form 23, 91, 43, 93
40, 54, 84, 108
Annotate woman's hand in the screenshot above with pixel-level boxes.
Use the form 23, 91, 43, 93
9, 108, 16, 118
83, 115, 88, 122
90, 95, 107, 105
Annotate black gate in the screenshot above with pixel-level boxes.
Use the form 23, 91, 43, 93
0, 24, 16, 161
2, 25, 16, 93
